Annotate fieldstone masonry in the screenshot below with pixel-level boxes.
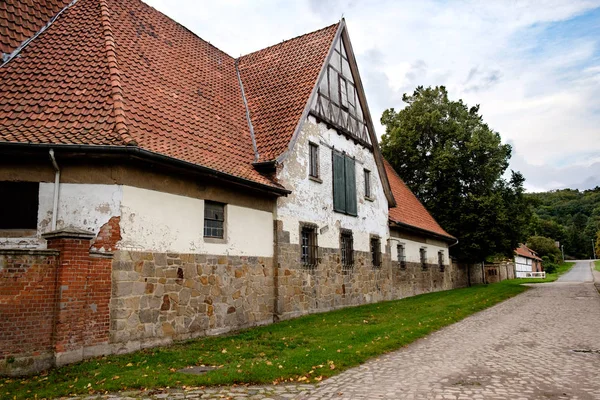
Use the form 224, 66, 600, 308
110, 250, 275, 352
275, 221, 473, 320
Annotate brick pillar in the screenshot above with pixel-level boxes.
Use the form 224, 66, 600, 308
42, 228, 97, 366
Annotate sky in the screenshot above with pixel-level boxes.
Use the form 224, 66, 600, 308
145, 0, 600, 192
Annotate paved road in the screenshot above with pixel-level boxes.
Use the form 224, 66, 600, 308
300, 281, 600, 399
67, 279, 600, 400
558, 260, 594, 282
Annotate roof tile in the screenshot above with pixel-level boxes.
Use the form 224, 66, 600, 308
238, 23, 339, 161
384, 159, 454, 240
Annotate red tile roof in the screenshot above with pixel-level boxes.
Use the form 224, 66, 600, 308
0, 0, 71, 56
384, 159, 455, 240
3, 0, 339, 190
238, 24, 339, 161
515, 244, 542, 261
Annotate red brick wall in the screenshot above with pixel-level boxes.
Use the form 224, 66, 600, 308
1, 225, 116, 375
0, 251, 59, 361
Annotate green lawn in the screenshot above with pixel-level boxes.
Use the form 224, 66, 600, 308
595, 260, 600, 272
1, 278, 553, 399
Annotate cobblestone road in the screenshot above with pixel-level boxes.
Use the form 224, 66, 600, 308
65, 278, 600, 400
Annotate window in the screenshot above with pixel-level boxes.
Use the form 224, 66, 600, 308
204, 201, 225, 239
438, 250, 445, 272
340, 229, 354, 271
301, 224, 318, 269
397, 243, 406, 269
420, 248, 427, 270
364, 169, 371, 198
0, 182, 39, 230
309, 142, 320, 179
332, 151, 357, 215
371, 237, 381, 268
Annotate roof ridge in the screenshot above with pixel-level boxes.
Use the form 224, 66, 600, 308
99, 0, 137, 146
238, 21, 340, 60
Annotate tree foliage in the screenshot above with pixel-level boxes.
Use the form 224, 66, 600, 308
380, 86, 531, 262
527, 236, 561, 263
526, 187, 600, 259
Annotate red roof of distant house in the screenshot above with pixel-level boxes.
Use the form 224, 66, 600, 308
384, 159, 455, 240
515, 244, 542, 261
0, 0, 338, 191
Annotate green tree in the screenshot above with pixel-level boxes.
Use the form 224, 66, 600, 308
380, 86, 531, 262
595, 231, 600, 259
526, 187, 600, 258
527, 236, 562, 263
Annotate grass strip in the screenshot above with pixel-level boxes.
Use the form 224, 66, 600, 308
2, 278, 546, 399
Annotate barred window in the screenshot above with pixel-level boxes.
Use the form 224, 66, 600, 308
397, 243, 406, 269
340, 230, 354, 271
438, 250, 445, 272
371, 237, 381, 268
309, 142, 319, 179
204, 201, 225, 239
420, 247, 427, 270
301, 225, 318, 269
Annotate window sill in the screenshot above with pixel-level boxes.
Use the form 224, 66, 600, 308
204, 237, 227, 244
0, 229, 37, 238
309, 176, 323, 184
364, 196, 375, 202
333, 209, 357, 217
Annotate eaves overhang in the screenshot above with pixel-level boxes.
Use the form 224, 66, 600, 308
0, 142, 291, 197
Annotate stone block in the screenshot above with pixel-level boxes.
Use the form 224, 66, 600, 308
113, 282, 132, 297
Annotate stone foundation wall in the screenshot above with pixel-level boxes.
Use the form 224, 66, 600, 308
276, 241, 469, 320
110, 251, 274, 353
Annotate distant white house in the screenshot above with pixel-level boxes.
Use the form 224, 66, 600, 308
514, 244, 543, 278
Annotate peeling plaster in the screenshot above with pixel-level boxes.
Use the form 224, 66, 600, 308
276, 116, 389, 253
118, 186, 273, 256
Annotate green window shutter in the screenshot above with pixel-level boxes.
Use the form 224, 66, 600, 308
333, 151, 346, 212
344, 156, 357, 215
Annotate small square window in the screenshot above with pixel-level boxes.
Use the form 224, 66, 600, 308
371, 237, 381, 268
397, 243, 406, 269
0, 181, 39, 230
438, 250, 445, 272
420, 248, 427, 270
340, 230, 354, 271
301, 225, 318, 269
364, 169, 371, 198
204, 201, 225, 239
309, 142, 320, 179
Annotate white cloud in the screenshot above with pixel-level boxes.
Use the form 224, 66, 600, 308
143, 0, 600, 191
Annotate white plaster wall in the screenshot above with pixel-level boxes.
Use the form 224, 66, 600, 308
515, 256, 533, 272
119, 186, 273, 257
389, 236, 449, 265
277, 116, 389, 253
0, 183, 122, 249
